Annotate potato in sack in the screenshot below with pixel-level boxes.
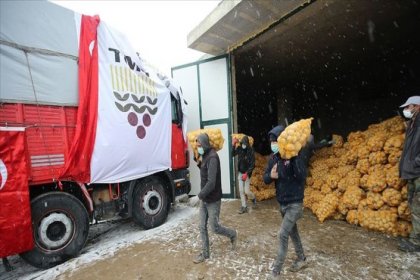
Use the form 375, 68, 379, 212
232, 133, 254, 148
187, 128, 225, 158
278, 118, 313, 159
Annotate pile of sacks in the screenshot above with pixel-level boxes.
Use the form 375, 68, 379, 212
187, 128, 224, 158
250, 153, 276, 201
304, 116, 412, 237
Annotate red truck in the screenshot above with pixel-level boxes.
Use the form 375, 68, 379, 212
0, 1, 190, 268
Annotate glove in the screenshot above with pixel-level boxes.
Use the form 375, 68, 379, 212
188, 196, 200, 207
241, 173, 248, 181
232, 137, 239, 146
327, 140, 336, 147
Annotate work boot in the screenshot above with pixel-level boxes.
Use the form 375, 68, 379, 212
268, 271, 281, 280
238, 206, 248, 214
2, 258, 13, 272
231, 230, 238, 250
193, 253, 209, 264
290, 257, 308, 272
252, 198, 257, 206
398, 239, 420, 252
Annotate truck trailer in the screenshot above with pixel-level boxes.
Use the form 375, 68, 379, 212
0, 1, 190, 268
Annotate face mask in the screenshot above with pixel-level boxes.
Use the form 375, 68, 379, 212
271, 143, 279, 154
403, 109, 414, 119
242, 144, 246, 149
197, 147, 204, 155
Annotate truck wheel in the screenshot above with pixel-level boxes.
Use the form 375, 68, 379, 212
20, 192, 89, 268
132, 177, 169, 229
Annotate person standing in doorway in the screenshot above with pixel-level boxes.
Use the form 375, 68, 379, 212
398, 96, 420, 253
192, 133, 238, 264
232, 135, 256, 214
264, 125, 308, 279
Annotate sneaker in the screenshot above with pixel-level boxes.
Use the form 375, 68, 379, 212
238, 206, 248, 214
252, 198, 257, 205
398, 239, 420, 252
290, 257, 308, 272
231, 230, 238, 250
193, 253, 209, 264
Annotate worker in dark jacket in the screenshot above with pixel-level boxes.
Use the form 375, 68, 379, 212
192, 133, 237, 264
232, 135, 256, 214
398, 96, 420, 252
264, 125, 308, 279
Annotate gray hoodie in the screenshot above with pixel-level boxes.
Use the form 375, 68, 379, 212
197, 133, 212, 153
197, 133, 223, 202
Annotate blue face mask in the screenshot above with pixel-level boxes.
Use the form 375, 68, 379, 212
197, 147, 204, 155
271, 143, 279, 154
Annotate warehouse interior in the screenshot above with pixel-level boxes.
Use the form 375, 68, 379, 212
231, 0, 420, 154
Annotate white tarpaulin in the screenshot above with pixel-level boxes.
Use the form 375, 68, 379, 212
90, 21, 172, 183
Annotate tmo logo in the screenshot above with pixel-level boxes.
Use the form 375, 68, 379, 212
0, 159, 7, 190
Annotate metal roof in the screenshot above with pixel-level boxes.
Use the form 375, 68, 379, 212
187, 0, 311, 55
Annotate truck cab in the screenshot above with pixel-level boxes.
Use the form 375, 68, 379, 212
0, 1, 190, 269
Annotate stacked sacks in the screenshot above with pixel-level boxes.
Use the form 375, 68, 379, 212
358, 210, 398, 234
278, 118, 313, 159
232, 133, 254, 148
346, 209, 359, 225
303, 116, 412, 237
338, 185, 364, 215
249, 153, 276, 201
187, 128, 224, 158
303, 187, 324, 211
314, 193, 340, 223
398, 201, 411, 221
382, 188, 402, 207
384, 134, 405, 164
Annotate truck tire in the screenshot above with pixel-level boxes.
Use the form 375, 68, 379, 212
132, 176, 169, 229
20, 192, 89, 268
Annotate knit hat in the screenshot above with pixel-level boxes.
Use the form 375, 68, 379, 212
196, 133, 211, 152
240, 135, 249, 146
268, 125, 285, 142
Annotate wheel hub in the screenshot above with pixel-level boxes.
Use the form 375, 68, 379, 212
38, 212, 73, 250
142, 190, 162, 215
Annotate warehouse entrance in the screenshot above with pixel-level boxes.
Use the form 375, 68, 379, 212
232, 0, 420, 155
172, 55, 235, 197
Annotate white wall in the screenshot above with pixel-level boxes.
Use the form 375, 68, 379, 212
172, 56, 233, 197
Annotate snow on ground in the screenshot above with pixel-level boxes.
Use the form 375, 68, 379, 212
2, 199, 419, 280
0, 204, 197, 280
61, 198, 420, 280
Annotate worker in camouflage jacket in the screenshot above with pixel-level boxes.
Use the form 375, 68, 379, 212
398, 96, 420, 253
